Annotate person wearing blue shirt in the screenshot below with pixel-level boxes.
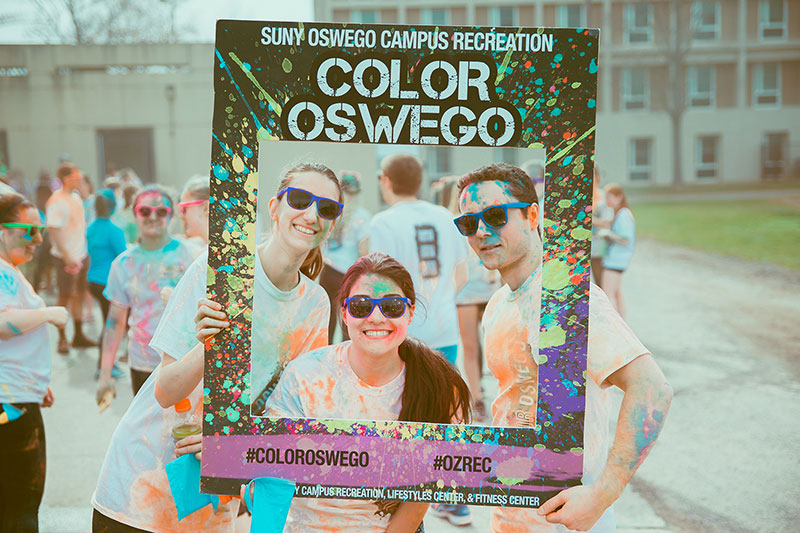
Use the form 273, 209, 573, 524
87, 189, 127, 377
601, 183, 636, 319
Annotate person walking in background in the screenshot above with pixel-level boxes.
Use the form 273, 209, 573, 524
32, 181, 55, 294
96, 185, 195, 399
591, 166, 614, 286
46, 162, 95, 354
320, 170, 371, 343
0, 193, 68, 532
86, 189, 127, 379
363, 153, 471, 526
601, 183, 635, 319
112, 184, 140, 244
176, 175, 210, 257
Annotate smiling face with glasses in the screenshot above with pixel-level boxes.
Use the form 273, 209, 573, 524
268, 171, 343, 251
133, 191, 173, 243
457, 180, 540, 276
341, 272, 413, 357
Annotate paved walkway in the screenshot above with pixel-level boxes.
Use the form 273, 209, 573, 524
38, 237, 799, 532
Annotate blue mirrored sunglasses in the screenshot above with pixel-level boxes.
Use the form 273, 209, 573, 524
453, 202, 531, 236
344, 296, 410, 319
277, 187, 343, 220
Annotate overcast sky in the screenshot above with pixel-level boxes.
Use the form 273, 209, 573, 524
0, 0, 314, 43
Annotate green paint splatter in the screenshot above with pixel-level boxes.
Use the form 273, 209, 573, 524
543, 259, 570, 290
226, 407, 240, 423
228, 276, 244, 293
228, 52, 283, 116
540, 325, 566, 349
496, 478, 526, 485
282, 58, 292, 73
570, 227, 591, 241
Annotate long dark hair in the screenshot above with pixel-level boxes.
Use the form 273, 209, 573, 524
276, 163, 343, 281
338, 253, 472, 425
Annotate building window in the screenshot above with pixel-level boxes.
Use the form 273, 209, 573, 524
489, 6, 518, 26
688, 65, 715, 108
696, 136, 719, 179
761, 132, 788, 178
556, 5, 584, 27
350, 9, 378, 23
625, 3, 653, 43
622, 68, 649, 110
691, 1, 719, 40
753, 63, 781, 106
759, 0, 786, 39
629, 138, 653, 181
421, 8, 449, 25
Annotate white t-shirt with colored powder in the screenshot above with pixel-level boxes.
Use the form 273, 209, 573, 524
104, 239, 195, 372
0, 257, 50, 403
45, 189, 87, 260
266, 342, 406, 532
92, 251, 330, 531
367, 200, 468, 349
482, 268, 649, 533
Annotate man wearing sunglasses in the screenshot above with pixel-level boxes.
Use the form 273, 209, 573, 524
456, 163, 672, 533
46, 162, 95, 354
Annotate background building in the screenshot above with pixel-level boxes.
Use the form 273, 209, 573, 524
315, 0, 800, 186
1, 0, 798, 195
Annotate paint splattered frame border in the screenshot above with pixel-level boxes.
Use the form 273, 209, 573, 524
203, 20, 598, 504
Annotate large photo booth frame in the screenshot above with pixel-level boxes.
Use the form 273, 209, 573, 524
202, 20, 598, 508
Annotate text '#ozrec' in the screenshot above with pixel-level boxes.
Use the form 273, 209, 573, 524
281, 55, 522, 147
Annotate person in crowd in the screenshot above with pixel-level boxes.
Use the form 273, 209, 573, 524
175, 175, 210, 257
46, 162, 94, 354
0, 193, 68, 532
363, 154, 470, 525
95, 185, 195, 398
264, 252, 472, 532
86, 189, 127, 379
601, 183, 635, 319
91, 163, 342, 532
32, 182, 55, 293
112, 184, 140, 244
455, 163, 672, 532
363, 154, 468, 368
590, 166, 614, 286
319, 170, 371, 343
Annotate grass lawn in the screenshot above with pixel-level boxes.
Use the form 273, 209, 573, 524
634, 196, 800, 270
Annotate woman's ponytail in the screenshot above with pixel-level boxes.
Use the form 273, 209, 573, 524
300, 245, 324, 281
397, 338, 472, 425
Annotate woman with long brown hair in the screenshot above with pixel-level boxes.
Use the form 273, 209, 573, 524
91, 163, 343, 532
601, 183, 635, 318
265, 252, 472, 532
